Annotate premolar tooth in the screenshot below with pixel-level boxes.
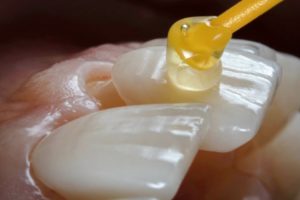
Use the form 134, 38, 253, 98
31, 104, 210, 200
112, 40, 280, 152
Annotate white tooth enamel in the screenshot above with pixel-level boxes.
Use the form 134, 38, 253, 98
246, 52, 300, 147
141, 38, 166, 48
112, 40, 280, 152
227, 39, 277, 61
275, 53, 300, 112
32, 104, 210, 200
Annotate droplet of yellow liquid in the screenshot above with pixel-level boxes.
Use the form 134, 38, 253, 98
167, 17, 232, 91
167, 0, 283, 92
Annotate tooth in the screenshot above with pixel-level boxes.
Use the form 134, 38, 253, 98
141, 38, 166, 48
227, 39, 277, 61
112, 40, 280, 152
31, 104, 210, 200
256, 53, 300, 143
135, 39, 300, 147
239, 112, 300, 199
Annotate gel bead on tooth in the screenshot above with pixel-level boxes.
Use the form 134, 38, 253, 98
112, 39, 280, 152
167, 17, 231, 91
166, 0, 282, 92
31, 104, 210, 200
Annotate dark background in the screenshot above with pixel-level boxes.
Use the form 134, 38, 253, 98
1, 0, 299, 56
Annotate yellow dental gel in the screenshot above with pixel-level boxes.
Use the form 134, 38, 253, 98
167, 0, 283, 91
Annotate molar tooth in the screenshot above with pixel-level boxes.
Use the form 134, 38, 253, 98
31, 104, 210, 200
112, 40, 280, 152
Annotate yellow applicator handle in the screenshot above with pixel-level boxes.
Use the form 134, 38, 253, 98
167, 0, 283, 91
212, 0, 283, 33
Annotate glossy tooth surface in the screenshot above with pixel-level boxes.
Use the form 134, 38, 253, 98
112, 39, 280, 152
32, 104, 210, 200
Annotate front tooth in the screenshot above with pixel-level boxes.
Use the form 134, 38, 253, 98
112, 40, 280, 152
31, 104, 210, 200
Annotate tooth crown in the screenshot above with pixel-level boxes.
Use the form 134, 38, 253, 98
112, 39, 280, 152
31, 39, 284, 200
32, 104, 210, 200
